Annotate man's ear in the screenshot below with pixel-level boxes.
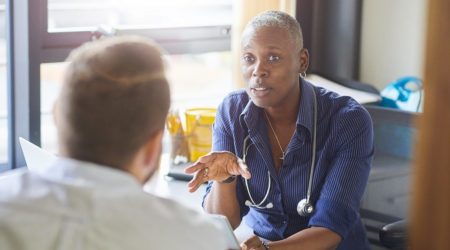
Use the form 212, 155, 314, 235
142, 129, 164, 170
298, 48, 310, 74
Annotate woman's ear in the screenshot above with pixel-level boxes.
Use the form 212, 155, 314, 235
298, 48, 310, 74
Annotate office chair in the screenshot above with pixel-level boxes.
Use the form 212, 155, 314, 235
379, 219, 407, 249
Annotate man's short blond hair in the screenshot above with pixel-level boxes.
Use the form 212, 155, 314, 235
57, 36, 170, 169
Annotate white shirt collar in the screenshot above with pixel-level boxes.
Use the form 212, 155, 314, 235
37, 157, 142, 190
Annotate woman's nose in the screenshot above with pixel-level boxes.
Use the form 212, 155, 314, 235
252, 61, 268, 77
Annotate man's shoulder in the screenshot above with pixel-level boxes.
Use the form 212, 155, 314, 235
124, 193, 227, 249
136, 193, 214, 225
0, 168, 43, 202
0, 170, 227, 250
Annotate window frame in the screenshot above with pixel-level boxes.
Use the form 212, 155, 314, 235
5, 0, 231, 170
42, 0, 231, 62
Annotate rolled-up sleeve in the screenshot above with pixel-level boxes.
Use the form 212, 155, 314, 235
202, 93, 250, 218
309, 105, 374, 239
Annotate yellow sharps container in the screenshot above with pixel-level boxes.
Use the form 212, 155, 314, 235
185, 108, 216, 162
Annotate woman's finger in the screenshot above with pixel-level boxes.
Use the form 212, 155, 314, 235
237, 159, 251, 179
184, 152, 217, 174
186, 152, 247, 192
184, 161, 204, 174
196, 153, 214, 164
187, 168, 208, 192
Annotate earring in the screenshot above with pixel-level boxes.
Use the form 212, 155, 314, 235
300, 72, 307, 78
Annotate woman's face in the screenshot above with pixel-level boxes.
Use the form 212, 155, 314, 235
241, 26, 308, 109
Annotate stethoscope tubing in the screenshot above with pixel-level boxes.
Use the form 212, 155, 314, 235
242, 89, 318, 215
306, 89, 318, 203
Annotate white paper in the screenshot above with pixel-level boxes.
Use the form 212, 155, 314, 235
19, 137, 57, 172
306, 74, 381, 104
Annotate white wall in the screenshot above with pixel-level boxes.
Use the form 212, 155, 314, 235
360, 0, 427, 90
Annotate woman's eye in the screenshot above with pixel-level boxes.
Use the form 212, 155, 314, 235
268, 55, 280, 63
243, 55, 255, 63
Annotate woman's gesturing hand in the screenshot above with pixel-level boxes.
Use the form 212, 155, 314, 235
184, 151, 251, 192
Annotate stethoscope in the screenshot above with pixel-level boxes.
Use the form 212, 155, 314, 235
243, 89, 318, 217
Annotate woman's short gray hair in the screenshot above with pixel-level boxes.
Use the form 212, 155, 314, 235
245, 10, 304, 51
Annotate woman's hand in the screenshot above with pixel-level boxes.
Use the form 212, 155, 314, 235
184, 151, 251, 192
241, 235, 267, 250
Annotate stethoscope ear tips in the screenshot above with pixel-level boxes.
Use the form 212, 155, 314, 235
266, 203, 273, 209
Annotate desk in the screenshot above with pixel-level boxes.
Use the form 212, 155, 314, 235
144, 171, 206, 212
143, 154, 253, 242
143, 154, 205, 211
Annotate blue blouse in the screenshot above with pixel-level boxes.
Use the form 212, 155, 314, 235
204, 79, 374, 249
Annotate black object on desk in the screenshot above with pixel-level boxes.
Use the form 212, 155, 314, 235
166, 162, 193, 182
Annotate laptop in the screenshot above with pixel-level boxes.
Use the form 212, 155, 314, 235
19, 137, 57, 172
208, 214, 241, 250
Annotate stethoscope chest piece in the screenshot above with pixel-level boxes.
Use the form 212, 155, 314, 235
297, 198, 314, 216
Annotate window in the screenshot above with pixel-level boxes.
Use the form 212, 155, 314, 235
165, 51, 232, 108
8, 0, 233, 169
40, 52, 233, 153
42, 0, 232, 62
0, 0, 7, 169
48, 0, 232, 31
40, 62, 66, 153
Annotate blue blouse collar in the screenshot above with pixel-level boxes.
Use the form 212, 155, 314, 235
239, 78, 316, 139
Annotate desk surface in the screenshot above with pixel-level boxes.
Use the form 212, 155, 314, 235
143, 154, 205, 212
143, 154, 253, 241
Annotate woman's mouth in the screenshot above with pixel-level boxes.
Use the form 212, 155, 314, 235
250, 87, 271, 97
253, 87, 267, 91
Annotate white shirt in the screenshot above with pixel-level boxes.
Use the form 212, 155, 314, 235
0, 158, 227, 250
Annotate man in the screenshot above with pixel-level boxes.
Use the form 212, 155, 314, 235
186, 11, 373, 249
0, 36, 226, 250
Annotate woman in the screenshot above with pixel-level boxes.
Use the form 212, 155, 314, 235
186, 10, 373, 250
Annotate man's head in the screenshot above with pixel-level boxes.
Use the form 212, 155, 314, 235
241, 10, 309, 109
55, 36, 170, 182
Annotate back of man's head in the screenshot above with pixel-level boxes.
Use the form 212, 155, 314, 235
56, 36, 170, 170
